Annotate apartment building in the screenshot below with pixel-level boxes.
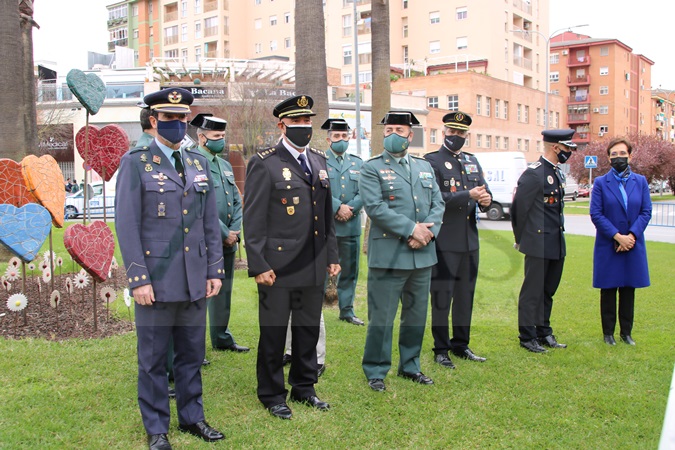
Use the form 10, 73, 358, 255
550, 32, 654, 146
107, 0, 160, 66
651, 89, 675, 143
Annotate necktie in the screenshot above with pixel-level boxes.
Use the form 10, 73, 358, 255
337, 155, 343, 166
400, 157, 410, 177
172, 150, 185, 183
298, 153, 311, 182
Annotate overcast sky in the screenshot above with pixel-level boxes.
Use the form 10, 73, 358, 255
32, 0, 675, 89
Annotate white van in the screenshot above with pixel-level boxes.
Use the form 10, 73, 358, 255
474, 152, 528, 220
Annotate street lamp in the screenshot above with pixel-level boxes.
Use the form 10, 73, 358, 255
511, 24, 588, 128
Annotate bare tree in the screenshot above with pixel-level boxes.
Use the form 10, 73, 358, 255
370, 0, 390, 156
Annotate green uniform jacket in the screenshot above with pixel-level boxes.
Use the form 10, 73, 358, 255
359, 151, 445, 270
326, 150, 363, 237
198, 147, 242, 254
136, 132, 155, 148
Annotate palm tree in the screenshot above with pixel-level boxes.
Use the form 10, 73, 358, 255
370, 0, 390, 157
293, 0, 329, 151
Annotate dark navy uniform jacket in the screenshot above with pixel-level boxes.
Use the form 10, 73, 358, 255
115, 140, 225, 302
511, 156, 566, 260
243, 141, 339, 287
425, 146, 491, 253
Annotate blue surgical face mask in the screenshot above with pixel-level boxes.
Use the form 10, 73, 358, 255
204, 137, 225, 154
157, 119, 187, 144
383, 133, 410, 154
330, 140, 349, 154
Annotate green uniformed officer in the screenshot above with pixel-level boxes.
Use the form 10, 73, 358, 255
359, 111, 445, 392
136, 102, 156, 148
191, 113, 249, 353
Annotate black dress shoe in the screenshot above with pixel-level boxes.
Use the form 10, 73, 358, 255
434, 353, 456, 369
290, 394, 330, 411
604, 335, 616, 345
452, 348, 487, 362
178, 420, 224, 442
317, 364, 325, 377
215, 343, 250, 353
202, 358, 210, 366
397, 371, 434, 385
539, 335, 567, 348
520, 339, 548, 353
268, 403, 293, 419
168, 387, 176, 399
368, 378, 386, 391
148, 433, 172, 450
282, 354, 292, 366
620, 334, 636, 345
340, 316, 365, 326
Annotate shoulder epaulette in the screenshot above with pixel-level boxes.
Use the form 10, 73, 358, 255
368, 153, 384, 161
424, 150, 439, 156
257, 148, 276, 159
185, 146, 200, 155
410, 154, 426, 160
129, 146, 150, 154
463, 151, 475, 156
309, 148, 327, 159
528, 161, 542, 169
348, 154, 363, 160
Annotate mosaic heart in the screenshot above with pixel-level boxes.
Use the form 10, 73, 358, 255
63, 221, 115, 282
0, 159, 35, 206
66, 69, 106, 115
0, 204, 52, 263
21, 155, 66, 228
76, 125, 129, 181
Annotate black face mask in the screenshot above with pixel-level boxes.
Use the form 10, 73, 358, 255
557, 147, 573, 164
285, 125, 313, 148
610, 157, 629, 173
444, 135, 466, 151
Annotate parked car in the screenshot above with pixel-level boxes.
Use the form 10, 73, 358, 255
64, 181, 115, 219
563, 176, 579, 201
578, 186, 591, 198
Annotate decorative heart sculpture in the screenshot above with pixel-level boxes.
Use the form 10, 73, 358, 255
76, 125, 129, 181
0, 204, 52, 263
21, 155, 66, 228
0, 159, 35, 206
63, 221, 115, 282
66, 69, 106, 115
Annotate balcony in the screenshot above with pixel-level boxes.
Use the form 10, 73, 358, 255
164, 35, 179, 46
513, 0, 532, 14
567, 113, 590, 125
513, 55, 532, 70
357, 18, 371, 35
205, 0, 218, 12
567, 55, 591, 67
572, 132, 591, 143
512, 28, 532, 42
568, 94, 591, 104
164, 11, 178, 22
567, 75, 590, 86
108, 39, 128, 52
107, 17, 128, 28
204, 26, 218, 37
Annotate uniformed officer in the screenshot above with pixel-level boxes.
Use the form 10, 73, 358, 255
425, 111, 492, 368
115, 88, 226, 449
511, 129, 577, 353
323, 118, 365, 325
243, 95, 340, 420
190, 113, 249, 354
359, 111, 445, 392
136, 102, 155, 148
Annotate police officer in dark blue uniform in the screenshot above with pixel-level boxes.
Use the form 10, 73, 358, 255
243, 95, 340, 420
511, 129, 577, 353
425, 112, 492, 368
116, 88, 226, 449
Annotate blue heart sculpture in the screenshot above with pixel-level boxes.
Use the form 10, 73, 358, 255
0, 204, 52, 262
66, 69, 106, 115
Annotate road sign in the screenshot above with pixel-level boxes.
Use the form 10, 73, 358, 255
584, 155, 597, 169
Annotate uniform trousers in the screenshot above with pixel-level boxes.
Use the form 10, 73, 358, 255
600, 287, 635, 336
136, 298, 207, 435
257, 284, 322, 408
336, 235, 360, 319
207, 251, 237, 348
362, 267, 431, 380
518, 256, 565, 341
430, 249, 479, 354
285, 311, 326, 364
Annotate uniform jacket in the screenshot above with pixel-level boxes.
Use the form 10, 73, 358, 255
115, 141, 225, 302
425, 146, 492, 252
198, 147, 242, 255
511, 156, 566, 260
136, 132, 154, 148
326, 150, 363, 237
243, 141, 339, 287
359, 151, 445, 270
590, 170, 651, 289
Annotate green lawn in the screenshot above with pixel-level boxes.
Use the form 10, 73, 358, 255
565, 193, 674, 216
0, 229, 673, 449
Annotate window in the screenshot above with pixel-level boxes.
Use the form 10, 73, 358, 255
195, 46, 201, 61
524, 105, 529, 123
358, 71, 372, 83
134, 50, 139, 60
599, 125, 609, 133
284, 37, 291, 48
476, 95, 482, 115
133, 28, 139, 39
132, 5, 139, 16
181, 24, 188, 41
342, 45, 352, 65
194, 21, 201, 38
525, 140, 530, 152
342, 14, 352, 37
194, 0, 201, 14
204, 17, 217, 36
536, 141, 541, 152
427, 96, 438, 108
486, 97, 491, 117
550, 53, 559, 64
149, 49, 154, 59
600, 46, 609, 56
536, 108, 541, 125
504, 101, 509, 120
555, 112, 560, 127
486, 135, 491, 148
429, 11, 440, 24
495, 99, 500, 118
270, 15, 277, 26
165, 49, 178, 58
456, 36, 468, 50
343, 73, 353, 85
358, 41, 372, 64
476, 134, 482, 148
517, 104, 521, 122
254, 18, 262, 29
430, 40, 441, 54
254, 42, 262, 53
448, 94, 458, 111
270, 40, 277, 51
465, 135, 470, 147
181, 48, 188, 62
403, 0, 408, 8
600, 106, 609, 114
550, 71, 559, 83
181, 1, 187, 17
149, 1, 153, 16
517, 139, 522, 151
504, 137, 509, 149
403, 45, 409, 64
149, 26, 153, 37
284, 12, 291, 23
255, 0, 261, 4
600, 66, 609, 76
164, 26, 178, 45
600, 86, 609, 95
110, 27, 128, 42
430, 129, 437, 144
108, 4, 127, 20
495, 136, 500, 149
456, 7, 467, 20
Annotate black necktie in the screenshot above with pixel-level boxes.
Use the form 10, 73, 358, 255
172, 151, 185, 183
298, 153, 311, 182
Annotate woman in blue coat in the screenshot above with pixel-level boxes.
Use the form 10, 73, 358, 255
590, 138, 651, 346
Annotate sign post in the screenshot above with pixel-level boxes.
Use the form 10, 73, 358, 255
584, 155, 597, 188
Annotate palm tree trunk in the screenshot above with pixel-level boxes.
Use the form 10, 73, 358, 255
20, 0, 38, 155
370, 0, 390, 157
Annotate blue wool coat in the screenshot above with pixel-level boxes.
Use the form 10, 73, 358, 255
590, 170, 651, 289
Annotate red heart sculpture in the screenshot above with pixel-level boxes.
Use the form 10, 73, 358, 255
0, 159, 35, 206
76, 125, 129, 181
63, 221, 115, 282
21, 154, 66, 228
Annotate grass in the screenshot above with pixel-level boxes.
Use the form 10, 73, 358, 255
0, 228, 673, 449
564, 193, 674, 216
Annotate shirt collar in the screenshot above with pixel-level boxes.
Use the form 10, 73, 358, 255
282, 137, 306, 159
155, 138, 178, 161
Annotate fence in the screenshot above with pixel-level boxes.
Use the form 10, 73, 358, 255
650, 203, 675, 227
